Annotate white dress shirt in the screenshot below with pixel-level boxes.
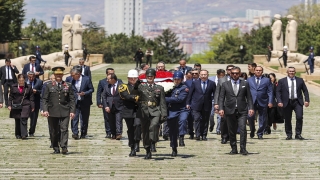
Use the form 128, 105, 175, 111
287, 76, 297, 99
6, 66, 13, 79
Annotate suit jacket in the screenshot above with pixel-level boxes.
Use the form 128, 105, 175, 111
40, 80, 51, 111
214, 76, 229, 104
102, 81, 123, 111
96, 78, 123, 106
81, 65, 92, 80
65, 76, 72, 82
176, 66, 192, 74
247, 76, 273, 106
276, 77, 309, 107
71, 76, 94, 105
42, 81, 75, 117
0, 65, 19, 85
26, 78, 43, 109
184, 78, 199, 88
218, 79, 253, 115
22, 63, 44, 78
186, 79, 216, 111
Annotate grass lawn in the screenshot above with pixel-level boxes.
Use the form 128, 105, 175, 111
270, 66, 279, 70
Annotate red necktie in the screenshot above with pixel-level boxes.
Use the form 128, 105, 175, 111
32, 64, 34, 72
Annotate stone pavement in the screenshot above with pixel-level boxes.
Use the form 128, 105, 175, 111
0, 64, 320, 179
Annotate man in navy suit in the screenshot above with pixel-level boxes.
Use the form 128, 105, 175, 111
184, 68, 200, 139
177, 59, 192, 76
35, 46, 47, 65
102, 73, 123, 140
22, 56, 44, 79
26, 71, 43, 136
247, 66, 273, 139
186, 69, 216, 141
78, 58, 92, 80
276, 67, 310, 140
70, 69, 94, 139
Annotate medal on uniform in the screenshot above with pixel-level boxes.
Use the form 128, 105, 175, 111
148, 101, 152, 106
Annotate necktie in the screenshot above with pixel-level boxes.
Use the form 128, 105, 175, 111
32, 64, 35, 72
233, 82, 238, 95
113, 84, 116, 95
7, 66, 10, 79
76, 80, 80, 92
149, 84, 152, 89
256, 78, 260, 87
58, 83, 61, 89
291, 79, 294, 99
202, 82, 206, 93
182, 68, 185, 74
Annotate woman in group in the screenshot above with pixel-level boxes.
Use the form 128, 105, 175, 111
8, 74, 34, 139
265, 73, 278, 134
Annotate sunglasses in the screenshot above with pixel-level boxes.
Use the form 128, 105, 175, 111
231, 72, 240, 75
192, 73, 199, 75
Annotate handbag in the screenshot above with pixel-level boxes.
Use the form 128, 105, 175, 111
11, 88, 26, 110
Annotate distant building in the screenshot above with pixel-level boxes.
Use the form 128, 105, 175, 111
50, 15, 63, 29
246, 9, 271, 22
303, 0, 319, 6
104, 0, 143, 36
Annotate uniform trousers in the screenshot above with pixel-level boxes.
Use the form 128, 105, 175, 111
178, 110, 189, 136
124, 117, 141, 146
15, 118, 28, 137
167, 117, 179, 148
141, 115, 160, 148
48, 116, 69, 149
187, 110, 194, 136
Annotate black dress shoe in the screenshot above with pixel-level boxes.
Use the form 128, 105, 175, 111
209, 126, 214, 132
171, 148, 178, 157
134, 141, 140, 152
16, 135, 21, 139
286, 136, 292, 140
179, 137, 185, 147
217, 131, 221, 135
72, 134, 79, 140
250, 131, 255, 138
189, 134, 194, 139
105, 134, 111, 138
195, 136, 201, 141
258, 135, 263, 139
163, 134, 169, 140
229, 149, 238, 155
150, 143, 157, 152
29, 134, 34, 137
240, 149, 248, 155
295, 135, 304, 140
129, 147, 136, 157
50, 145, 53, 148
61, 148, 68, 154
53, 149, 60, 154
144, 152, 152, 159
202, 136, 207, 141
221, 138, 227, 144
21, 136, 27, 140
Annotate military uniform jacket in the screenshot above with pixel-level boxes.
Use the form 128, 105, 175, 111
118, 83, 139, 118
42, 81, 75, 117
165, 83, 189, 119
137, 83, 167, 118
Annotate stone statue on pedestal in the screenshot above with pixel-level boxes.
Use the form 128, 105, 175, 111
72, 14, 84, 50
62, 15, 73, 51
271, 14, 283, 51
285, 15, 298, 52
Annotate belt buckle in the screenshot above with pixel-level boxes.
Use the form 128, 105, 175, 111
147, 101, 152, 106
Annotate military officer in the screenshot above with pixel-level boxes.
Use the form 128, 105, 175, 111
118, 69, 142, 157
35, 45, 47, 65
135, 68, 167, 159
165, 71, 189, 157
42, 66, 75, 154
304, 46, 315, 74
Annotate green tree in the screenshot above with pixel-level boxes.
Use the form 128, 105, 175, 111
154, 29, 187, 63
0, 0, 25, 42
287, 3, 320, 26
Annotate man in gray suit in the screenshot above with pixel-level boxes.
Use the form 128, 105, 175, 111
214, 65, 234, 144
218, 66, 254, 155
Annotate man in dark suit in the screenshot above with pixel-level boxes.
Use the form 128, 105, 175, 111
70, 69, 94, 139
214, 65, 234, 144
186, 69, 216, 141
102, 74, 123, 140
42, 66, 75, 154
218, 66, 254, 155
0, 58, 19, 107
184, 68, 200, 139
78, 58, 92, 80
22, 56, 44, 79
26, 71, 43, 136
247, 66, 273, 139
83, 45, 89, 60
177, 59, 192, 75
276, 66, 310, 140
35, 45, 47, 65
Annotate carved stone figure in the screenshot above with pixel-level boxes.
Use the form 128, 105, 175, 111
285, 15, 298, 52
72, 14, 84, 50
271, 14, 283, 51
62, 15, 73, 51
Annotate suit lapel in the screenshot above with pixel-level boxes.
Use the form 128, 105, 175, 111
285, 78, 289, 92
227, 80, 235, 96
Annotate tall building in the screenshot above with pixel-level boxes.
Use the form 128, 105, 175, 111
104, 0, 143, 36
246, 9, 271, 22
303, 0, 319, 6
50, 15, 63, 29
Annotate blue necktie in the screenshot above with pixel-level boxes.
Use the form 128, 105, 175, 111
202, 82, 206, 93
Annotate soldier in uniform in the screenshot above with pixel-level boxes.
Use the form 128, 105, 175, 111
304, 46, 315, 74
42, 66, 75, 154
165, 71, 189, 157
135, 68, 167, 159
118, 69, 142, 157
35, 45, 47, 65
64, 45, 72, 66
279, 46, 288, 68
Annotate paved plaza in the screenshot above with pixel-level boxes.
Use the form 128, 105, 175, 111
0, 64, 319, 179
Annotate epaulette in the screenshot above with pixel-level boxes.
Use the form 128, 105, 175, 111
118, 84, 128, 93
